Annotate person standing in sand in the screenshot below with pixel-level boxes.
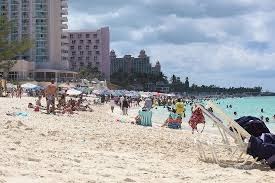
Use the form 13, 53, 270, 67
110, 96, 115, 113
45, 80, 57, 114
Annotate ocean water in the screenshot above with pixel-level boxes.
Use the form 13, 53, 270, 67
150, 96, 275, 132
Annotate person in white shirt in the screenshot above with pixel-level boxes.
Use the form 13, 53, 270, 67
110, 97, 115, 113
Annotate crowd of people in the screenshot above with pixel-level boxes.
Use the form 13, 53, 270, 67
26, 80, 93, 115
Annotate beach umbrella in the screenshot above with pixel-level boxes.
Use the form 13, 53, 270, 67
58, 83, 75, 89
6, 83, 16, 89
66, 88, 82, 96
21, 83, 38, 89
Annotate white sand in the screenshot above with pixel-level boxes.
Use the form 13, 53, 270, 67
0, 97, 274, 183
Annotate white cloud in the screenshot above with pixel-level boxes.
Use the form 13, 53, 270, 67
68, 0, 275, 91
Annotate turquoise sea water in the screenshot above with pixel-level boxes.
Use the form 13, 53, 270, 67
150, 96, 275, 132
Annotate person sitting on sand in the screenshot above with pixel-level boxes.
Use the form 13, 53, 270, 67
161, 109, 182, 128
36, 96, 42, 107
58, 94, 66, 107
28, 103, 34, 108
133, 107, 147, 125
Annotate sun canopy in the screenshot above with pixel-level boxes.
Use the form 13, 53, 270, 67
66, 89, 82, 96
21, 83, 39, 89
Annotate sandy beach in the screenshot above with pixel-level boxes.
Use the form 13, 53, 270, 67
0, 97, 274, 183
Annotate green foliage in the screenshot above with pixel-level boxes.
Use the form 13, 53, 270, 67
110, 72, 168, 89
169, 74, 262, 95
0, 16, 33, 76
79, 66, 103, 80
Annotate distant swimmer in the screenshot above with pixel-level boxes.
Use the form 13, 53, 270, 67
229, 105, 232, 108
234, 111, 237, 116
260, 116, 264, 121
266, 117, 270, 123
273, 115, 275, 120
261, 108, 264, 113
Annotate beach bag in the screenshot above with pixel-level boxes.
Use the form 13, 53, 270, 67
34, 106, 40, 112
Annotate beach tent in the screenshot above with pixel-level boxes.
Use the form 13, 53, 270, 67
21, 83, 39, 89
66, 88, 82, 96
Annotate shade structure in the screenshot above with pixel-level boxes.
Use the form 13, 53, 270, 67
58, 83, 75, 89
6, 83, 16, 89
21, 83, 39, 89
66, 89, 82, 96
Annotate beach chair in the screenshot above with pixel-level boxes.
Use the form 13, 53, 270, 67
167, 113, 182, 129
194, 102, 259, 167
138, 110, 152, 127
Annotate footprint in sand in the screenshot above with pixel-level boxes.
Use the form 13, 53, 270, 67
124, 178, 136, 182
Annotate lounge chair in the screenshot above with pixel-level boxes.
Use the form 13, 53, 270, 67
194, 102, 259, 167
138, 110, 152, 127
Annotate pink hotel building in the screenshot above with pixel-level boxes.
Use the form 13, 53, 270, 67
67, 27, 110, 80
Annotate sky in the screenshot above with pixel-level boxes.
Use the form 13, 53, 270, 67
68, 0, 275, 92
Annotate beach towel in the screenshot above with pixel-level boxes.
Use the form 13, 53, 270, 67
188, 108, 205, 133
235, 116, 270, 137
247, 133, 275, 169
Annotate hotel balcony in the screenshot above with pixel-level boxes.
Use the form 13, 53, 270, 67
61, 17, 68, 22
61, 9, 68, 15
61, 24, 68, 30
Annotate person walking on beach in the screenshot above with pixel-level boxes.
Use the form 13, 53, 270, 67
17, 85, 22, 98
45, 80, 57, 114
120, 96, 124, 109
175, 98, 185, 117
122, 98, 129, 115
110, 96, 115, 113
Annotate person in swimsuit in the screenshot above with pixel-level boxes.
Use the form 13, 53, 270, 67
45, 80, 57, 114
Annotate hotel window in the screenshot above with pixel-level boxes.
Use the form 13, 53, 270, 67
86, 34, 90, 38
80, 62, 84, 67
78, 57, 82, 61
87, 62, 92, 67
94, 56, 98, 61
72, 40, 76, 44
96, 51, 100, 55
86, 45, 90, 50
78, 46, 82, 50
78, 34, 82, 38
88, 51, 92, 55
70, 34, 74, 38
93, 34, 97, 38
96, 39, 100, 44
80, 51, 84, 55
70, 57, 74, 60
87, 40, 92, 44
70, 46, 74, 50
94, 45, 98, 49
72, 51, 76, 56
86, 57, 90, 60
80, 40, 84, 44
